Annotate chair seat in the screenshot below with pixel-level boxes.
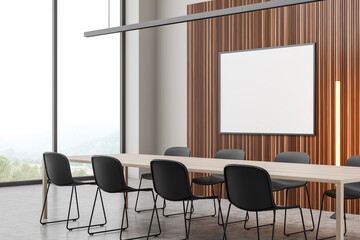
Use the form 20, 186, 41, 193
126, 186, 153, 193
191, 194, 219, 200
271, 179, 307, 191
141, 173, 153, 180
325, 186, 360, 199
73, 179, 97, 185
192, 174, 224, 185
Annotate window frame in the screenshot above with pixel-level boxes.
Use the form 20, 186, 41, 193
0, 0, 125, 187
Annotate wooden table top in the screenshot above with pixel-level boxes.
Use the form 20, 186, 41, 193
68, 153, 360, 184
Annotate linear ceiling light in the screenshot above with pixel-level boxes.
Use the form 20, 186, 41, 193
84, 0, 323, 38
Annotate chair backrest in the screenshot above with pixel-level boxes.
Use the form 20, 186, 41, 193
224, 164, 276, 212
91, 155, 127, 193
346, 155, 360, 167
43, 152, 74, 186
151, 159, 192, 201
164, 147, 191, 157
215, 149, 246, 160
274, 151, 310, 164
345, 155, 360, 190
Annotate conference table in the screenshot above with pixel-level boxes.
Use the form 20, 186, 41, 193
42, 153, 360, 240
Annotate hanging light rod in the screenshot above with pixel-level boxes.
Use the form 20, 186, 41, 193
85, 0, 322, 37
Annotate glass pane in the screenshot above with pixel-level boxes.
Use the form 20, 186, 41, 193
0, 0, 52, 182
58, 0, 121, 176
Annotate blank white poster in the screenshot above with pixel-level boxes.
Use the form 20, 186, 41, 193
220, 44, 315, 135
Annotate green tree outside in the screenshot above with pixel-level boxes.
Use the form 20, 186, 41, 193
0, 156, 11, 181
0, 155, 90, 182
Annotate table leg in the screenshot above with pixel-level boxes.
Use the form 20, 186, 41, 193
42, 164, 48, 219
336, 183, 344, 240
124, 166, 128, 208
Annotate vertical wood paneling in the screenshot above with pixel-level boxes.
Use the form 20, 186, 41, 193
188, 0, 360, 213
340, 0, 360, 215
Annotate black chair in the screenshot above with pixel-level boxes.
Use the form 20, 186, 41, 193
271, 152, 315, 236
134, 146, 191, 218
223, 164, 307, 240
40, 152, 106, 231
88, 155, 161, 239
191, 149, 246, 224
149, 159, 223, 239
316, 155, 360, 240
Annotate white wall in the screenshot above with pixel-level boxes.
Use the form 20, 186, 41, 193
125, 0, 157, 178
138, 0, 157, 176
139, 0, 157, 155
154, 0, 206, 155
125, 0, 207, 178
125, 0, 140, 178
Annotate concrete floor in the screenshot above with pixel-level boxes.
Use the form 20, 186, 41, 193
0, 178, 358, 240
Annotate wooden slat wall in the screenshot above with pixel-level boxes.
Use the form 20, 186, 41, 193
340, 0, 360, 214
187, 0, 360, 213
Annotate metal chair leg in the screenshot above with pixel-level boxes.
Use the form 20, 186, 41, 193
298, 207, 307, 239
88, 189, 160, 240
134, 176, 143, 212
217, 183, 223, 225
119, 192, 129, 240
344, 206, 347, 235
305, 185, 316, 231
98, 188, 107, 226
182, 200, 194, 240
163, 200, 193, 217
40, 183, 105, 231
135, 177, 165, 213
211, 185, 217, 217
316, 192, 347, 240
163, 184, 193, 218
190, 182, 229, 221
146, 193, 162, 239
73, 185, 81, 219
187, 200, 194, 239
284, 185, 315, 236
244, 211, 273, 230
316, 192, 326, 240
218, 183, 245, 226
250, 211, 277, 240
218, 183, 248, 227
283, 188, 289, 235
272, 210, 276, 240
88, 188, 126, 235
222, 204, 231, 240
217, 198, 225, 229
256, 211, 260, 240
182, 201, 188, 239
119, 191, 160, 240
66, 186, 78, 230
189, 185, 216, 220
40, 183, 79, 225
66, 186, 106, 231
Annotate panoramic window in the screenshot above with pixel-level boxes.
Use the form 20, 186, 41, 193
0, 0, 122, 183
0, 0, 52, 182
58, 0, 121, 176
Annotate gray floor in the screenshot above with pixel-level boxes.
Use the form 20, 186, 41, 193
0, 178, 358, 239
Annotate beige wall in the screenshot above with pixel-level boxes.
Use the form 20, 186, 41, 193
125, 0, 140, 178
125, 0, 206, 178
154, 0, 206, 155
